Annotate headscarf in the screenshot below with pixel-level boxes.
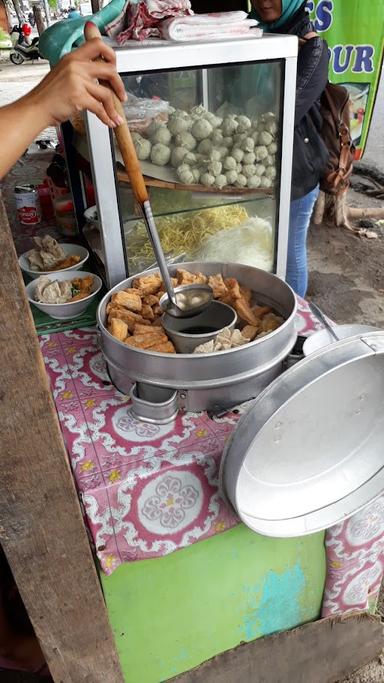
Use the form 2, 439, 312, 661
250, 0, 306, 32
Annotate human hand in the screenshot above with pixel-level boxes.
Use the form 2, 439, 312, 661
29, 28, 126, 128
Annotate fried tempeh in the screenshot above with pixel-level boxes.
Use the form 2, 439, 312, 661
109, 318, 128, 341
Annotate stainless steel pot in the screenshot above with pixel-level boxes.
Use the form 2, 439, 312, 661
97, 262, 297, 416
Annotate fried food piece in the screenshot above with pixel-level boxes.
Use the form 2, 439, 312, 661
261, 313, 284, 333
124, 332, 169, 349
70, 275, 94, 301
208, 274, 228, 299
112, 289, 142, 313
141, 304, 155, 321
143, 294, 159, 306
224, 278, 242, 300
234, 297, 260, 326
133, 323, 165, 336
72, 275, 94, 294
107, 306, 150, 332
52, 255, 82, 270
109, 318, 128, 341
240, 286, 252, 304
133, 273, 162, 295
176, 269, 207, 286
148, 341, 176, 354
253, 305, 272, 317
241, 324, 259, 341
153, 317, 163, 327
152, 304, 163, 318
176, 269, 196, 285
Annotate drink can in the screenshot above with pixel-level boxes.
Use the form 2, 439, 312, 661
15, 184, 41, 225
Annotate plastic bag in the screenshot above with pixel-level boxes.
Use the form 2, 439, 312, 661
123, 92, 171, 132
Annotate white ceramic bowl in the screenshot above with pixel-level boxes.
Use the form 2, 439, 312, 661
26, 271, 102, 320
19, 243, 89, 280
303, 324, 380, 356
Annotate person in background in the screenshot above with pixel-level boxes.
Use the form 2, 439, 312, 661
250, 0, 329, 298
0, 29, 126, 179
68, 6, 81, 19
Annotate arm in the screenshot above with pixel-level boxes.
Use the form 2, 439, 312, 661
295, 36, 329, 125
0, 35, 126, 179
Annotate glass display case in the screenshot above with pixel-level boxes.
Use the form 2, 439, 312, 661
67, 35, 297, 288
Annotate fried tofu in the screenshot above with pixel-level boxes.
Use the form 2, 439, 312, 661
148, 341, 176, 354
224, 278, 242, 300
208, 274, 228, 299
133, 323, 165, 336
240, 286, 252, 304
124, 332, 169, 350
109, 318, 128, 341
260, 313, 284, 333
234, 298, 260, 326
133, 273, 162, 296
141, 304, 155, 321
241, 324, 259, 341
107, 306, 151, 333
143, 294, 159, 306
152, 304, 163, 318
176, 269, 207, 286
253, 305, 272, 317
112, 289, 142, 313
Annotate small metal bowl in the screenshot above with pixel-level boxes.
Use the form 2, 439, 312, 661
162, 300, 237, 354
159, 284, 213, 318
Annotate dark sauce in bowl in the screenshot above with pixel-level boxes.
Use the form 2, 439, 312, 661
182, 326, 218, 335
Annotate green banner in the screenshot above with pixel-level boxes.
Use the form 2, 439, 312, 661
307, 0, 384, 159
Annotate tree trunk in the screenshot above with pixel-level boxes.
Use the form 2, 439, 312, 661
33, 3, 45, 35
312, 190, 354, 231
91, 0, 100, 13
11, 0, 22, 22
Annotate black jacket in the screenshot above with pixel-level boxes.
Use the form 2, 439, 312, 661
275, 6, 329, 199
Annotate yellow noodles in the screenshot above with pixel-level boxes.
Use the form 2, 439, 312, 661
127, 204, 249, 271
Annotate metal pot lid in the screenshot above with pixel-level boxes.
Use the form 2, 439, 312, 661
221, 331, 384, 537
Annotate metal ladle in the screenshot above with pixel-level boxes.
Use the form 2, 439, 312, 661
85, 23, 213, 318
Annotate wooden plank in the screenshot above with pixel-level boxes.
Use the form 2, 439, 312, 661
0, 200, 124, 683
171, 612, 384, 683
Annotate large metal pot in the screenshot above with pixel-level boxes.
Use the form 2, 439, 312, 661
97, 262, 297, 415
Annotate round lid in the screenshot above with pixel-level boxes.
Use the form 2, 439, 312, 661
221, 332, 384, 537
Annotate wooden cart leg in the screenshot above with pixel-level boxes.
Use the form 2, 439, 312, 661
0, 201, 124, 683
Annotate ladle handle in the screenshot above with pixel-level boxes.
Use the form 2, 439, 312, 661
142, 201, 177, 302
309, 302, 339, 341
84, 22, 148, 205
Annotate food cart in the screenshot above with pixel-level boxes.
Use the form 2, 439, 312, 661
1, 29, 384, 683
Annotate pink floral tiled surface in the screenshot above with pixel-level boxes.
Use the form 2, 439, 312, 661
41, 298, 384, 617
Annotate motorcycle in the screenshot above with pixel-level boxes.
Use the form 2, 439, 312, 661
10, 27, 40, 64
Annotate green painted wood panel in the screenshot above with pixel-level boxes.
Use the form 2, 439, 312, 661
101, 525, 326, 683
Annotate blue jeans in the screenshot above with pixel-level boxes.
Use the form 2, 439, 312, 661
286, 185, 319, 298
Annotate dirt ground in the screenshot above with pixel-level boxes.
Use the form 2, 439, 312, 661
307, 186, 384, 328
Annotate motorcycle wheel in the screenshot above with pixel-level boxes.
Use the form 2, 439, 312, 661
10, 51, 24, 65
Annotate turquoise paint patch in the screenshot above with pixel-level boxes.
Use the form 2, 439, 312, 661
242, 561, 306, 640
